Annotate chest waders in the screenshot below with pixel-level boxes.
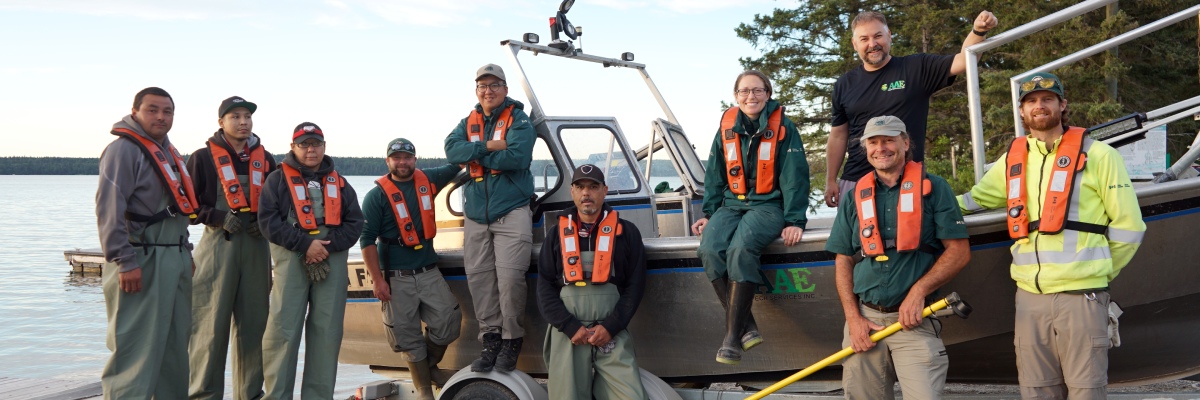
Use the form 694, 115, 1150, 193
261, 183, 349, 400
102, 193, 194, 399
189, 173, 271, 400
542, 252, 647, 400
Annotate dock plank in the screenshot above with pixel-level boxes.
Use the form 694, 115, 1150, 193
0, 378, 102, 400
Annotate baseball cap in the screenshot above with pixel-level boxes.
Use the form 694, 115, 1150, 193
218, 96, 257, 117
387, 138, 416, 156
1018, 72, 1065, 101
861, 115, 907, 141
292, 122, 324, 144
570, 164, 606, 186
476, 63, 507, 82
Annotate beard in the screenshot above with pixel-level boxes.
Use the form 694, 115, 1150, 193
860, 45, 888, 66
390, 166, 413, 180
1022, 112, 1062, 131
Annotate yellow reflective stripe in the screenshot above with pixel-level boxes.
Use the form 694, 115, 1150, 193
1106, 227, 1145, 244
1011, 244, 1111, 265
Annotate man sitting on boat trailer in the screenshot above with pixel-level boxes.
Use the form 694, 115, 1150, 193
958, 72, 1145, 400
96, 87, 196, 399
537, 164, 648, 400
690, 70, 810, 365
359, 138, 463, 400
826, 116, 970, 399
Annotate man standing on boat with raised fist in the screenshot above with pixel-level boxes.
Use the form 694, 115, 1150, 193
445, 63, 536, 373
959, 73, 1145, 399
96, 87, 196, 399
826, 116, 970, 399
185, 96, 276, 400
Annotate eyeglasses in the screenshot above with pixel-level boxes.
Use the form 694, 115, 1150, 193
296, 141, 325, 149
736, 88, 768, 97
1021, 78, 1058, 92
476, 83, 507, 92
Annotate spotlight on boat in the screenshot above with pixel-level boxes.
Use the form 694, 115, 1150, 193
523, 33, 540, 44
621, 52, 635, 62
547, 0, 578, 51
1089, 112, 1148, 148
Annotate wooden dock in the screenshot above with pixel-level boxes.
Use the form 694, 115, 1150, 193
0, 377, 101, 400
63, 248, 104, 275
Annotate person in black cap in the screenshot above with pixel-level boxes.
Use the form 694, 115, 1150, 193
537, 164, 648, 400
185, 96, 277, 400
359, 138, 463, 400
258, 122, 363, 400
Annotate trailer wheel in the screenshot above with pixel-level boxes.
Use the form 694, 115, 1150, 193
450, 380, 519, 400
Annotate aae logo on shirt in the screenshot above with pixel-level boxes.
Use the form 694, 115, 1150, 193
881, 80, 907, 92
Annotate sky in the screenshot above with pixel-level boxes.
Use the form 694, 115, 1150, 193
0, 0, 797, 159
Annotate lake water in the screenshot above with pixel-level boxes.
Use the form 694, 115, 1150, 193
0, 174, 832, 399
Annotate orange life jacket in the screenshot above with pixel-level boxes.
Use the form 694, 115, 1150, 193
854, 161, 932, 262
207, 140, 269, 213
375, 171, 437, 250
113, 128, 198, 219
559, 210, 622, 285
466, 105, 516, 181
720, 106, 784, 199
1004, 127, 1104, 242
281, 163, 343, 233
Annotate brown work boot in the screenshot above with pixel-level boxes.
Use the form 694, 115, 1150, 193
470, 332, 502, 372
406, 358, 435, 400
493, 337, 523, 373
424, 336, 454, 385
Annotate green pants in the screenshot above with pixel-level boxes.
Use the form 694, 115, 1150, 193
261, 241, 349, 400
189, 222, 271, 400
697, 204, 785, 284
542, 283, 647, 400
101, 214, 193, 399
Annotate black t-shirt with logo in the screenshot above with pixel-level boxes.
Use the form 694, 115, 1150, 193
831, 54, 956, 182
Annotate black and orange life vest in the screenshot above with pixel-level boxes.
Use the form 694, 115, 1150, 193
720, 106, 784, 199
281, 163, 343, 232
375, 171, 437, 249
208, 140, 269, 213
559, 210, 622, 285
1004, 127, 1105, 242
855, 161, 932, 262
113, 128, 198, 219
466, 105, 516, 181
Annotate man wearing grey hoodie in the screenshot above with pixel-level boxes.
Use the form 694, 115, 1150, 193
96, 87, 197, 399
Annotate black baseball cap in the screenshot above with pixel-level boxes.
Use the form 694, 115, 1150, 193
292, 122, 324, 144
571, 164, 606, 186
218, 96, 257, 117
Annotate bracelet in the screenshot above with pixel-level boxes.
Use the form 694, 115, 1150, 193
972, 29, 989, 36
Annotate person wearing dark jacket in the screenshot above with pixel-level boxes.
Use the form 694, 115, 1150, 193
538, 164, 648, 400
185, 96, 277, 400
444, 63, 536, 373
258, 122, 363, 400
96, 87, 195, 399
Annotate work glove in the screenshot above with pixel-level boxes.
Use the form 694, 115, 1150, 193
305, 259, 330, 282
223, 211, 243, 234
246, 218, 263, 238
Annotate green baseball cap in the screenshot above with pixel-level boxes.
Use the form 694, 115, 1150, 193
1018, 72, 1065, 101
387, 138, 416, 156
861, 115, 907, 141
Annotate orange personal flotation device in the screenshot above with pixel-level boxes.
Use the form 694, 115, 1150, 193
375, 170, 437, 250
281, 163, 343, 233
1004, 127, 1105, 243
720, 106, 784, 199
466, 105, 516, 181
854, 161, 932, 262
207, 139, 268, 213
559, 210, 622, 285
113, 128, 198, 220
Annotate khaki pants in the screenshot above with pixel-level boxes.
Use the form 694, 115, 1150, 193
463, 206, 532, 339
841, 305, 948, 400
542, 283, 646, 400
1015, 289, 1110, 400
381, 267, 463, 362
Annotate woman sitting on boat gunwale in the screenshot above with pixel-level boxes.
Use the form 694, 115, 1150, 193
690, 70, 811, 365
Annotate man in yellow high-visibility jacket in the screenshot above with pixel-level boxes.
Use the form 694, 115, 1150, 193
958, 72, 1146, 400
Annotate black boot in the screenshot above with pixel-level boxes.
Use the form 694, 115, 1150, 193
493, 337, 523, 373
407, 358, 435, 400
712, 278, 763, 352
716, 281, 756, 365
470, 332, 502, 372
425, 336, 453, 385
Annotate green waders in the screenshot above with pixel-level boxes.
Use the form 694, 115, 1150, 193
101, 195, 193, 399
189, 174, 271, 400
542, 283, 647, 400
697, 204, 785, 284
262, 185, 349, 400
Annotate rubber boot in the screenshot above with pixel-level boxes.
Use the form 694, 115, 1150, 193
712, 278, 763, 352
406, 358, 435, 400
493, 337, 523, 373
470, 332, 502, 372
425, 336, 453, 386
716, 281, 755, 365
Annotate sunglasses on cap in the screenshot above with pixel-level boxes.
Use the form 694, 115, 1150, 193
1021, 78, 1058, 92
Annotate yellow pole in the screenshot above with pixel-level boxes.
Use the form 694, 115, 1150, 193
744, 297, 953, 400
